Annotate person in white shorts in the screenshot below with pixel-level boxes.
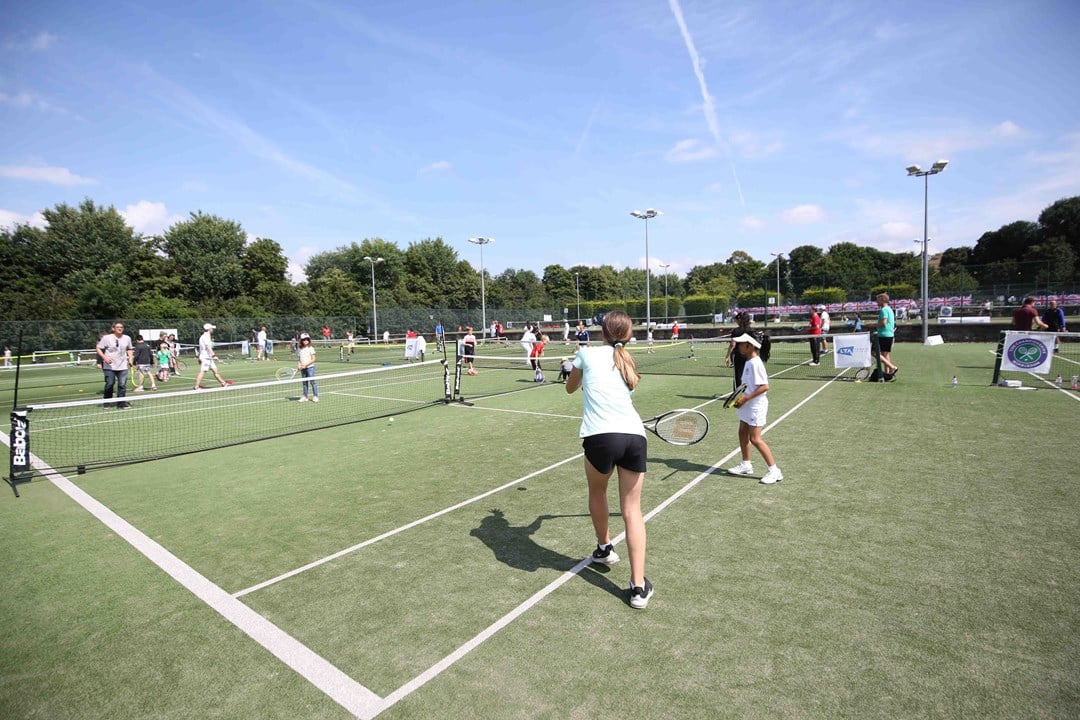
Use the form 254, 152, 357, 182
725, 333, 783, 485
819, 305, 831, 351
193, 323, 233, 390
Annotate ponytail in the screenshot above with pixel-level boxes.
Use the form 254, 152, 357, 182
756, 332, 771, 363
601, 311, 640, 390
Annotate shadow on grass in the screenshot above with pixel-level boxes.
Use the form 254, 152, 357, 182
471, 508, 626, 602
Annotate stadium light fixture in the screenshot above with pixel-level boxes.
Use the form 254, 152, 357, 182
906, 159, 948, 342
657, 262, 671, 322
363, 256, 384, 340
468, 237, 494, 338
630, 209, 662, 330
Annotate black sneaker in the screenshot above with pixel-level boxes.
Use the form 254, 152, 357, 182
117, 402, 133, 409
630, 578, 654, 609
590, 543, 620, 565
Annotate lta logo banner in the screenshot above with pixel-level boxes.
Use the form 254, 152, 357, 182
1001, 332, 1054, 373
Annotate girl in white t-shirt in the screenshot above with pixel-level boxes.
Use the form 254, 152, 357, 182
565, 310, 653, 609
296, 332, 319, 402
726, 333, 783, 485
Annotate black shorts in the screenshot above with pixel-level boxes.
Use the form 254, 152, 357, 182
463, 344, 475, 360
582, 433, 647, 474
877, 336, 894, 352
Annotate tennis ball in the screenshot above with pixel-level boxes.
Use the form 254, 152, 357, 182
388, 417, 395, 424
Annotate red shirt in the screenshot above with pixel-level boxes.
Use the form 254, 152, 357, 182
1012, 305, 1038, 330
808, 312, 822, 335
530, 341, 545, 358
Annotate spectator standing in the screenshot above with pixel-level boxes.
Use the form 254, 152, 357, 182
807, 307, 822, 366
819, 305, 831, 351
257, 325, 268, 361
575, 320, 590, 350
723, 312, 753, 393
874, 293, 899, 376
96, 321, 134, 408
1012, 296, 1049, 331
1042, 300, 1066, 352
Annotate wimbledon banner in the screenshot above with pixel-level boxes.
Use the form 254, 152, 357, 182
1001, 332, 1056, 373
833, 333, 872, 369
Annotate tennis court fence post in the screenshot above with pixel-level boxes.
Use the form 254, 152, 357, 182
990, 331, 1006, 385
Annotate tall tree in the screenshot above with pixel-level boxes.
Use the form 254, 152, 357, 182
162, 212, 246, 303
1038, 195, 1080, 257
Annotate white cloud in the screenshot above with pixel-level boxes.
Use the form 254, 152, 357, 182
4, 31, 58, 51
879, 221, 918, 239
288, 245, 319, 284
993, 120, 1022, 138
120, 201, 183, 235
419, 160, 451, 174
0, 164, 95, 185
741, 216, 766, 231
781, 204, 826, 224
0, 208, 47, 230
666, 138, 718, 163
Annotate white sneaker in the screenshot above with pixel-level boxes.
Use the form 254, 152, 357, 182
312, 396, 319, 403
299, 396, 309, 403
759, 468, 784, 485
727, 462, 753, 476
629, 578, 654, 609
133, 386, 144, 392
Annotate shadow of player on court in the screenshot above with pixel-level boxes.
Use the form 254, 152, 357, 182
471, 509, 625, 601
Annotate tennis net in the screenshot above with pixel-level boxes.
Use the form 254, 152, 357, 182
454, 333, 866, 389
992, 330, 1080, 388
13, 359, 450, 475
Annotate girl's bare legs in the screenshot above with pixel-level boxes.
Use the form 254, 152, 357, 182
738, 422, 752, 462
746, 424, 775, 466
617, 465, 646, 588
585, 458, 612, 547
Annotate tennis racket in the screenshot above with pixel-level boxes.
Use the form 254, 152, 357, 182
641, 409, 710, 445
854, 367, 871, 381
275, 367, 298, 381
723, 383, 748, 409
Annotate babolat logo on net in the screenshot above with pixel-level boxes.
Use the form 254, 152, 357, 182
10, 412, 29, 471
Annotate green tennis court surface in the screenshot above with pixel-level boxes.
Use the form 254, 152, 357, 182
2, 342, 1077, 718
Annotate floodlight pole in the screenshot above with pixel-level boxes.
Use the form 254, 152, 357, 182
468, 237, 493, 338
574, 272, 580, 322
630, 209, 661, 331
770, 252, 783, 321
906, 160, 948, 343
657, 262, 671, 322
363, 256, 384, 339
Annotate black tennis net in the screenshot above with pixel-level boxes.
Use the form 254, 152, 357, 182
14, 360, 450, 475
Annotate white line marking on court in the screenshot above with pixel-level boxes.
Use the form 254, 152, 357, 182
449, 403, 581, 420
233, 454, 585, 598
0, 439, 384, 720
1028, 371, 1080, 401
376, 377, 841, 715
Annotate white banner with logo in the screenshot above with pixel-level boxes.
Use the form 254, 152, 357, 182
832, 333, 872, 368
1001, 332, 1056, 373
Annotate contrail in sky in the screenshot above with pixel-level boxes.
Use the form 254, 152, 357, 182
668, 0, 746, 209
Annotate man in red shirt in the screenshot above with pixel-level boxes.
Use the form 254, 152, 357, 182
1011, 297, 1049, 331
807, 307, 822, 366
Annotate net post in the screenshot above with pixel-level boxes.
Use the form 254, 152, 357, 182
990, 331, 1006, 385
7, 409, 31, 498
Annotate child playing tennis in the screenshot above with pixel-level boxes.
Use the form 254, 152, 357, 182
463, 327, 477, 375
156, 342, 171, 384
530, 334, 548, 381
726, 332, 783, 485
296, 332, 319, 402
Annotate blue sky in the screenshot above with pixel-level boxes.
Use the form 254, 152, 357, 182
2, 0, 1078, 283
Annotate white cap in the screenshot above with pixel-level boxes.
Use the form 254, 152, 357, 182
203, 323, 216, 330
732, 333, 761, 348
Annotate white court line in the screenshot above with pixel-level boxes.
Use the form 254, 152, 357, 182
0, 436, 383, 720
233, 454, 585, 598
378, 376, 841, 714
1028, 371, 1080, 401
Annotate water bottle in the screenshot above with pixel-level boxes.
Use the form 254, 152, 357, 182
1056, 374, 1063, 386
951, 375, 958, 389
1072, 375, 1079, 390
